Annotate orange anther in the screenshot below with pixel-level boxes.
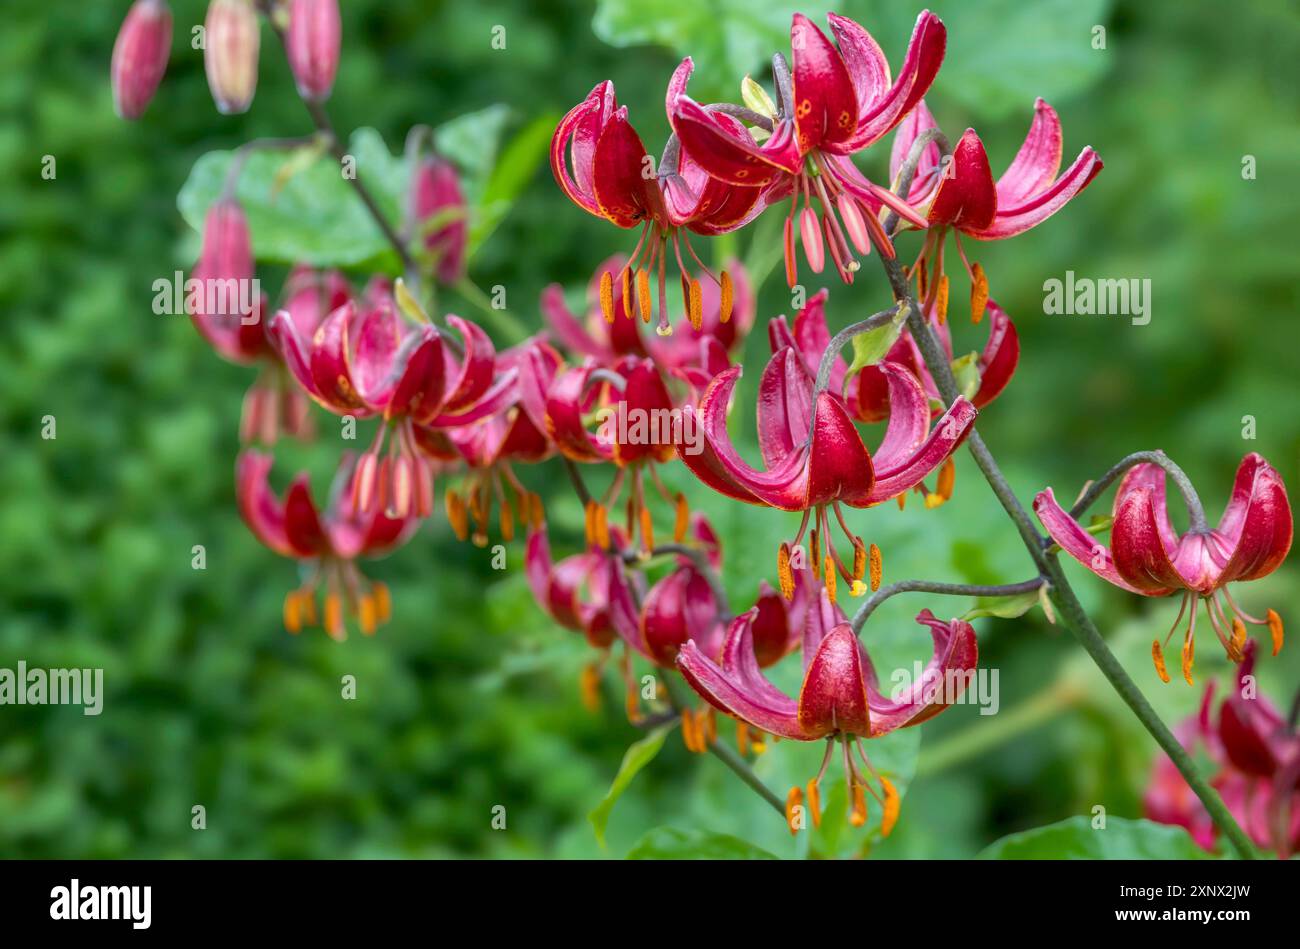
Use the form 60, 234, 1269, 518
970, 262, 988, 323
1152, 639, 1171, 683
1268, 609, 1284, 656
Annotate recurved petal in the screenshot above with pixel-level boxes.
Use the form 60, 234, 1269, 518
1215, 453, 1293, 584
550, 81, 615, 217
591, 107, 655, 228
308, 301, 373, 414
970, 147, 1102, 240
866, 610, 978, 734
888, 99, 942, 204
1034, 487, 1144, 593
1111, 487, 1187, 594
440, 315, 498, 414
972, 300, 1020, 409
545, 363, 612, 463
797, 624, 872, 738
843, 10, 947, 149
677, 612, 807, 740
235, 450, 292, 556
860, 389, 975, 505
671, 95, 800, 187
995, 98, 1064, 207
283, 474, 329, 557
926, 128, 996, 231
790, 13, 858, 153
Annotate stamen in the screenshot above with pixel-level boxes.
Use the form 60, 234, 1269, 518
593, 503, 610, 550
500, 495, 515, 542
800, 206, 825, 274
580, 662, 602, 712
681, 705, 700, 752
358, 593, 378, 636
810, 527, 821, 579
852, 537, 866, 581
926, 458, 956, 508
639, 503, 654, 552
879, 776, 900, 837
1182, 636, 1194, 686
970, 262, 988, 323
1269, 609, 1284, 656
636, 268, 652, 323
584, 499, 597, 546
1231, 618, 1247, 660
599, 270, 615, 324
621, 267, 633, 320
751, 730, 768, 755
849, 782, 868, 827
824, 556, 837, 604
673, 493, 689, 543
785, 786, 804, 835
720, 270, 734, 324
687, 278, 703, 331
283, 590, 303, 634
917, 257, 929, 301
1151, 639, 1171, 683
445, 489, 468, 541
736, 721, 751, 756
700, 708, 717, 745
324, 591, 344, 641
777, 542, 794, 600
935, 274, 950, 326
622, 652, 642, 724
897, 493, 907, 511
373, 581, 391, 623
806, 778, 823, 828
869, 543, 882, 592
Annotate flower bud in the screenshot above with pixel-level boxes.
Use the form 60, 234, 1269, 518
192, 198, 254, 319
204, 0, 261, 115
111, 0, 173, 120
410, 156, 468, 285
286, 0, 341, 102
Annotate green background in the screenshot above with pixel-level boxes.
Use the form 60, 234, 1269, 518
1, 0, 1297, 858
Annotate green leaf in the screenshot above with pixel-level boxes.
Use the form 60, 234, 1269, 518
951, 351, 982, 401
627, 827, 778, 860
177, 128, 408, 271
977, 816, 1212, 860
591, 0, 836, 103
844, 307, 909, 387
588, 725, 671, 849
855, 0, 1114, 119
470, 112, 557, 258
961, 589, 1040, 621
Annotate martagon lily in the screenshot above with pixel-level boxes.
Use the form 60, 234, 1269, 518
551, 68, 764, 335
890, 97, 1103, 324
1034, 452, 1291, 684
670, 11, 945, 285
678, 588, 978, 834
237, 450, 418, 639
678, 290, 977, 600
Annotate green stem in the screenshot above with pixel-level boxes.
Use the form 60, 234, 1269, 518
875, 247, 1259, 859
852, 577, 1045, 632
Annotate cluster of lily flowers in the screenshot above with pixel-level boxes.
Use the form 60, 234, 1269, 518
115, 2, 1294, 845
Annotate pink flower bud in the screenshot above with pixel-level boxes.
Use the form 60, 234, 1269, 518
111, 0, 173, 120
286, 0, 341, 103
411, 156, 468, 286
192, 197, 254, 320
204, 0, 261, 115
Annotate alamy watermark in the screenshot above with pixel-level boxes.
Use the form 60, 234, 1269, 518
889, 664, 1000, 715
597, 402, 703, 456
152, 271, 261, 321
1043, 270, 1151, 326
0, 661, 103, 716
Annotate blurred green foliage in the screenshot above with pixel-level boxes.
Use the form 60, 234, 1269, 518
1, 0, 1297, 859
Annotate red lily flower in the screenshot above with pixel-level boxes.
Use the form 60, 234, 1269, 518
678, 290, 976, 596
427, 336, 561, 545
670, 12, 945, 284
270, 285, 516, 519
551, 70, 763, 334
540, 254, 754, 392
1035, 453, 1291, 683
1146, 643, 1300, 856
111, 0, 173, 120
605, 514, 726, 669
678, 588, 977, 834
890, 98, 1102, 325
410, 155, 468, 286
853, 298, 1020, 421
237, 450, 418, 639
896, 98, 1103, 240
